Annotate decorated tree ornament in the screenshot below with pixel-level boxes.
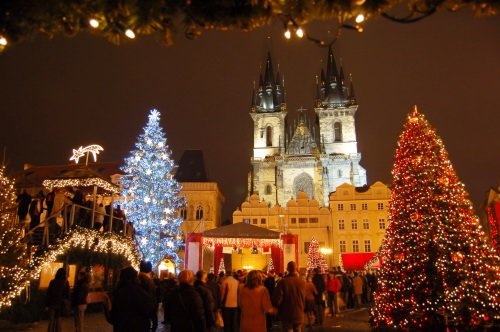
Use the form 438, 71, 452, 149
451, 251, 464, 262
410, 212, 420, 221
439, 176, 449, 186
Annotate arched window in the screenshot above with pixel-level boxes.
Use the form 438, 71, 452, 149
266, 126, 273, 147
334, 122, 342, 142
293, 172, 314, 200
179, 208, 187, 220
265, 184, 272, 195
196, 206, 204, 220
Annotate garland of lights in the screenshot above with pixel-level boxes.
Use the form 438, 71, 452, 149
43, 178, 120, 194
202, 237, 282, 248
29, 226, 140, 281
0, 0, 497, 51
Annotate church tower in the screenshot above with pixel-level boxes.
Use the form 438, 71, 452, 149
250, 52, 286, 159
248, 48, 367, 207
315, 46, 367, 200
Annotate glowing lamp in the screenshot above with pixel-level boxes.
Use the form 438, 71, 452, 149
0, 36, 7, 46
296, 27, 304, 38
89, 18, 99, 28
125, 29, 136, 39
284, 29, 291, 39
355, 14, 365, 23
320, 248, 333, 255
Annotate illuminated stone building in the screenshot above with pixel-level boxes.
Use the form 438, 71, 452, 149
174, 150, 224, 237
232, 49, 390, 271
249, 48, 367, 208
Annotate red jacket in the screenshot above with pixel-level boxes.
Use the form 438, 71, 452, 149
326, 278, 341, 293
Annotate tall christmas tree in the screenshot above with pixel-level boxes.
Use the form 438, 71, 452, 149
121, 109, 185, 269
0, 166, 28, 309
307, 237, 327, 273
371, 107, 500, 330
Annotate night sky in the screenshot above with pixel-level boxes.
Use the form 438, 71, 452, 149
0, 10, 498, 221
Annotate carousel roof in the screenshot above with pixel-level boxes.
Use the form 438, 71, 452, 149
203, 222, 280, 239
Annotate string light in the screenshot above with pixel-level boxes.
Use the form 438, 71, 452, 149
29, 226, 140, 281
89, 18, 99, 28
295, 27, 304, 38
124, 29, 136, 39
284, 28, 291, 39
355, 14, 365, 23
0, 36, 7, 46
42, 177, 120, 193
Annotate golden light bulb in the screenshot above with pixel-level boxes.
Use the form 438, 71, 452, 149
284, 29, 291, 39
125, 29, 136, 39
89, 18, 99, 28
0, 36, 7, 46
296, 27, 304, 38
355, 14, 365, 23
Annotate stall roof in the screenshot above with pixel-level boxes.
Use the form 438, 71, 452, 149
203, 222, 280, 239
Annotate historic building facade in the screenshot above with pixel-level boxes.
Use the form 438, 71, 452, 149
249, 48, 367, 207
233, 49, 388, 270
174, 150, 225, 237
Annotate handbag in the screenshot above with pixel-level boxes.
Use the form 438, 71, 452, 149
215, 310, 224, 328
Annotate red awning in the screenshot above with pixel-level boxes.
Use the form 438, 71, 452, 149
341, 252, 379, 271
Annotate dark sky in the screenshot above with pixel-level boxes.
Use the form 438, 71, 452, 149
0, 10, 498, 221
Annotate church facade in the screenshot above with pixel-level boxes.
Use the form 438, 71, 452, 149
249, 48, 367, 207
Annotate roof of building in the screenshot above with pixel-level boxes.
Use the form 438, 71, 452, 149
203, 221, 280, 239
13, 162, 123, 188
174, 150, 208, 182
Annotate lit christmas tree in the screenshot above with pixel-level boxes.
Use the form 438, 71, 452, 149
267, 257, 274, 273
218, 257, 226, 274
307, 237, 327, 273
371, 107, 500, 330
0, 166, 28, 309
121, 109, 185, 269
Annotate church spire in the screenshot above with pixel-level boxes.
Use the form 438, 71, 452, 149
254, 51, 286, 113
316, 46, 355, 108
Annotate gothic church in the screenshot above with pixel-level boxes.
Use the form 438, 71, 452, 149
249, 47, 367, 207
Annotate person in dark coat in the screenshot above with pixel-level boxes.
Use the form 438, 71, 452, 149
206, 272, 221, 310
138, 261, 158, 332
195, 270, 216, 331
272, 261, 306, 332
165, 269, 207, 332
16, 190, 32, 223
46, 267, 70, 332
264, 270, 277, 331
312, 268, 326, 325
110, 266, 155, 332
72, 271, 90, 332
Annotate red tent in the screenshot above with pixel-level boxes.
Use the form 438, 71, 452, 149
340, 252, 380, 271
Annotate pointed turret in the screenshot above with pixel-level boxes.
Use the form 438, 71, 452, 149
254, 51, 286, 113
348, 74, 356, 103
316, 47, 355, 108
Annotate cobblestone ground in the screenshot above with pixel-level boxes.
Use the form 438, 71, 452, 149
5, 305, 370, 332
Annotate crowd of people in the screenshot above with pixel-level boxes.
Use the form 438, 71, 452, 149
16, 188, 132, 239
83, 262, 378, 332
